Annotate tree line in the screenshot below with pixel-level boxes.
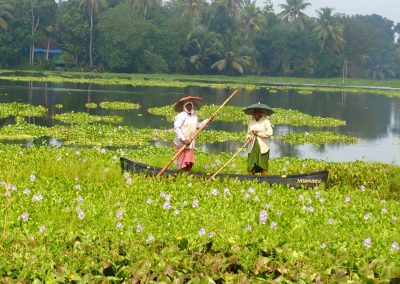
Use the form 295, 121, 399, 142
0, 0, 399, 79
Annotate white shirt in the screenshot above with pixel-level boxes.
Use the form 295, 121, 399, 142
246, 116, 273, 154
174, 112, 199, 149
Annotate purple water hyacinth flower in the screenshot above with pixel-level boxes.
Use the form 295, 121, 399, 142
115, 201, 121, 207
245, 224, 252, 232
74, 184, 81, 190
248, 187, 255, 194
136, 224, 143, 233
116, 222, 123, 229
146, 199, 153, 205
208, 231, 215, 238
364, 213, 371, 220
264, 203, 270, 209
320, 242, 327, 249
77, 195, 84, 203
23, 188, 31, 195
160, 192, 166, 198
315, 191, 320, 198
5, 191, 11, 197
77, 210, 85, 220
32, 194, 43, 202
174, 209, 181, 215
116, 209, 123, 219
380, 200, 387, 204
76, 151, 81, 156
30, 174, 36, 182
39, 225, 46, 234
328, 218, 335, 225
192, 199, 199, 208
21, 212, 29, 221
254, 196, 260, 202
101, 148, 106, 154
243, 193, 250, 199
146, 235, 154, 243
164, 194, 171, 201
163, 201, 171, 210
11, 185, 17, 191
276, 210, 282, 216
306, 206, 315, 212
211, 188, 219, 196
298, 194, 304, 201
123, 172, 130, 179
181, 200, 188, 206
259, 210, 268, 224
392, 216, 398, 221
126, 177, 132, 185
224, 188, 231, 196
319, 197, 325, 203
345, 196, 351, 203
270, 221, 277, 230
363, 237, 372, 248
391, 242, 399, 251
198, 228, 206, 236
381, 208, 388, 214
360, 185, 366, 192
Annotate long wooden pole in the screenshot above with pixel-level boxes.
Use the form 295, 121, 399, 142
156, 89, 239, 177
207, 140, 250, 182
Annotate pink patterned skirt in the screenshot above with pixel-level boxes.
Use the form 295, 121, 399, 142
176, 147, 195, 170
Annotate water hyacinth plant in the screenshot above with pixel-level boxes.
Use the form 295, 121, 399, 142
0, 143, 399, 282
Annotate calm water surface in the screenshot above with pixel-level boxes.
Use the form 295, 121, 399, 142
0, 80, 399, 164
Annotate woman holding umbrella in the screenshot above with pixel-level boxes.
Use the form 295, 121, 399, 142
173, 96, 211, 172
243, 102, 274, 176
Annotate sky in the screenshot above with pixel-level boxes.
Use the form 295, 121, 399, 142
269, 0, 400, 24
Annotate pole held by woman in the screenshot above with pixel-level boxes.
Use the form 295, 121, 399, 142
207, 139, 250, 182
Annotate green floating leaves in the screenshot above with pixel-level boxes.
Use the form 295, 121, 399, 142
54, 112, 123, 124
280, 131, 359, 146
148, 105, 346, 128
85, 103, 98, 109
99, 101, 140, 110
0, 102, 47, 118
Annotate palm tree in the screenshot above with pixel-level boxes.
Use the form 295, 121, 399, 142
184, 27, 224, 73
178, 0, 204, 30
238, 0, 263, 40
224, 0, 243, 17
278, 0, 311, 31
44, 25, 55, 60
313, 7, 344, 53
128, 0, 161, 19
0, 0, 13, 31
211, 50, 252, 75
79, 0, 107, 67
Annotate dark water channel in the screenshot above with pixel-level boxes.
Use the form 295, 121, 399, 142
0, 80, 399, 164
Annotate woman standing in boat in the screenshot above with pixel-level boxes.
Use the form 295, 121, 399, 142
243, 103, 274, 176
173, 96, 211, 172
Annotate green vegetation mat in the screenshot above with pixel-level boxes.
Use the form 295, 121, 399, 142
0, 144, 399, 282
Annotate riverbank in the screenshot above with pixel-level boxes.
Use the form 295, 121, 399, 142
1, 69, 400, 96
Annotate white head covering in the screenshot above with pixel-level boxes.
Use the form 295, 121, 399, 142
183, 101, 194, 114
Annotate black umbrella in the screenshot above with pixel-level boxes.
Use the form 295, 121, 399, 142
243, 102, 274, 116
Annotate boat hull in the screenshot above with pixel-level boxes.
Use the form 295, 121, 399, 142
120, 157, 329, 187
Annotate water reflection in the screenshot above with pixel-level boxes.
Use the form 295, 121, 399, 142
0, 80, 399, 164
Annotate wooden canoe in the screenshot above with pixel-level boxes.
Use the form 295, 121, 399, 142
120, 157, 329, 187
